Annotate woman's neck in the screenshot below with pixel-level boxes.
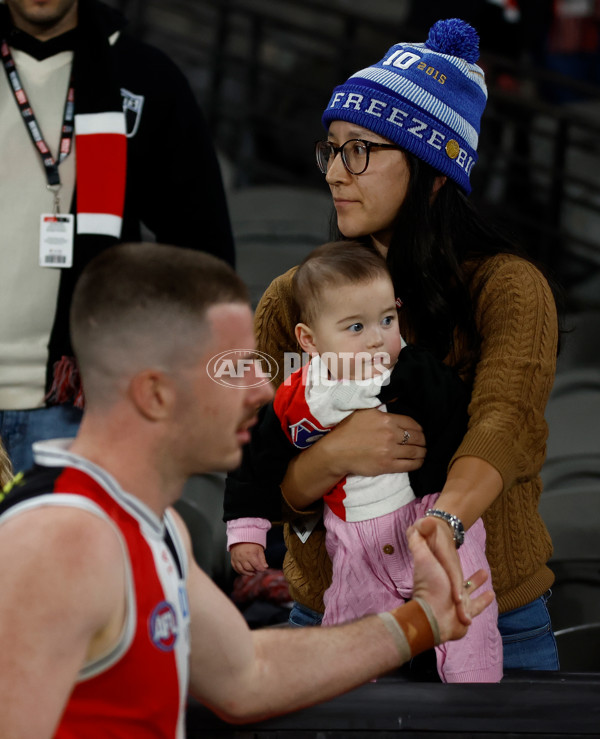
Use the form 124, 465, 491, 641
371, 236, 388, 259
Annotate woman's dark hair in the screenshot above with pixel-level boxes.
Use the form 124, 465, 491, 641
331, 151, 564, 374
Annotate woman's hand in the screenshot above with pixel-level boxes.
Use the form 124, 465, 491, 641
331, 409, 426, 477
281, 409, 426, 511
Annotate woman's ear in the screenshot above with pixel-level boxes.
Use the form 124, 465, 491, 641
431, 174, 447, 198
295, 322, 318, 355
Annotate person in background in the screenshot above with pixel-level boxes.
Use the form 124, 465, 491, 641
0, 242, 492, 737
0, 0, 234, 473
244, 18, 562, 671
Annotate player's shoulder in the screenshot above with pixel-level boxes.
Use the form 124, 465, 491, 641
0, 498, 123, 582
0, 467, 122, 564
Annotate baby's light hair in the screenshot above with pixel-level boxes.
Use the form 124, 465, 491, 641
292, 241, 392, 325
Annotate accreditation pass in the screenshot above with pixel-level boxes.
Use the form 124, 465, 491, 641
40, 213, 74, 268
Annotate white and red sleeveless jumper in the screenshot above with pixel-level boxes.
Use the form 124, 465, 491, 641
0, 440, 191, 737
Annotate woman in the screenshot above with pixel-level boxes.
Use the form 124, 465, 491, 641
251, 18, 561, 670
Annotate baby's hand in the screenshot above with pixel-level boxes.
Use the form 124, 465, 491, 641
230, 542, 268, 575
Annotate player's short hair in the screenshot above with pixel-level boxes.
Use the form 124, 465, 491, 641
70, 242, 248, 403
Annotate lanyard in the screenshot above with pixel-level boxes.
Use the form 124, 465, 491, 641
1, 38, 74, 188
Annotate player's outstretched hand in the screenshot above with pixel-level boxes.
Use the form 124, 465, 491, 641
409, 516, 494, 643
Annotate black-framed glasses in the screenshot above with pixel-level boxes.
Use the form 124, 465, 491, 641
315, 138, 402, 175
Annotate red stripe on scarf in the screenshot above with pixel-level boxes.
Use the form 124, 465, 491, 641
76, 131, 127, 217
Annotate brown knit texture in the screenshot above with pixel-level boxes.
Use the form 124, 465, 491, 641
0, 437, 12, 489
253, 254, 558, 614
454, 255, 558, 612
254, 266, 302, 388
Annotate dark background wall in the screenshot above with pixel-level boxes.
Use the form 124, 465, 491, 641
108, 0, 600, 311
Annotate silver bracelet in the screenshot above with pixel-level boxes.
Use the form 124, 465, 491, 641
425, 508, 465, 548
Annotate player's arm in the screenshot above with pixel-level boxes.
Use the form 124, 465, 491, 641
173, 510, 491, 724
0, 506, 126, 738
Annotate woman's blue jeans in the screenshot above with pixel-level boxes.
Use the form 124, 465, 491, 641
0, 404, 83, 474
288, 602, 323, 628
499, 591, 560, 671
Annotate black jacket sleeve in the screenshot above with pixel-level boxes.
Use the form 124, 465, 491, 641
116, 34, 235, 266
379, 345, 470, 497
223, 402, 298, 522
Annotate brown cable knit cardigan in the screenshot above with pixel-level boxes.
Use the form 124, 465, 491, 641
254, 253, 558, 615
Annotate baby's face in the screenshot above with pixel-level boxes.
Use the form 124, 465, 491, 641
310, 275, 402, 380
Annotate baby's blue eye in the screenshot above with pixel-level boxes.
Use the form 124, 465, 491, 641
382, 315, 395, 326
348, 323, 363, 332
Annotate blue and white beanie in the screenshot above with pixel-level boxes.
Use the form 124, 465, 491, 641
322, 18, 488, 194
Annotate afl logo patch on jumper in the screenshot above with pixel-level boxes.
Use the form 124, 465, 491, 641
149, 601, 178, 652
289, 419, 329, 449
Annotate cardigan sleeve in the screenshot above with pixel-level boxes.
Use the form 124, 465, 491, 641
254, 268, 301, 389
451, 255, 558, 490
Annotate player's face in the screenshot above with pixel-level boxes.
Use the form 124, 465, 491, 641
308, 275, 402, 380
174, 302, 274, 474
6, 0, 79, 39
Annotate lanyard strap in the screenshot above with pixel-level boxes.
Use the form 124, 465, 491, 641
1, 38, 75, 187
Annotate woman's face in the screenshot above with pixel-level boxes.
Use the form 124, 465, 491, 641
325, 121, 410, 255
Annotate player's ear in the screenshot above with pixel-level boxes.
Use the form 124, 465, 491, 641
128, 369, 175, 421
295, 323, 318, 354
